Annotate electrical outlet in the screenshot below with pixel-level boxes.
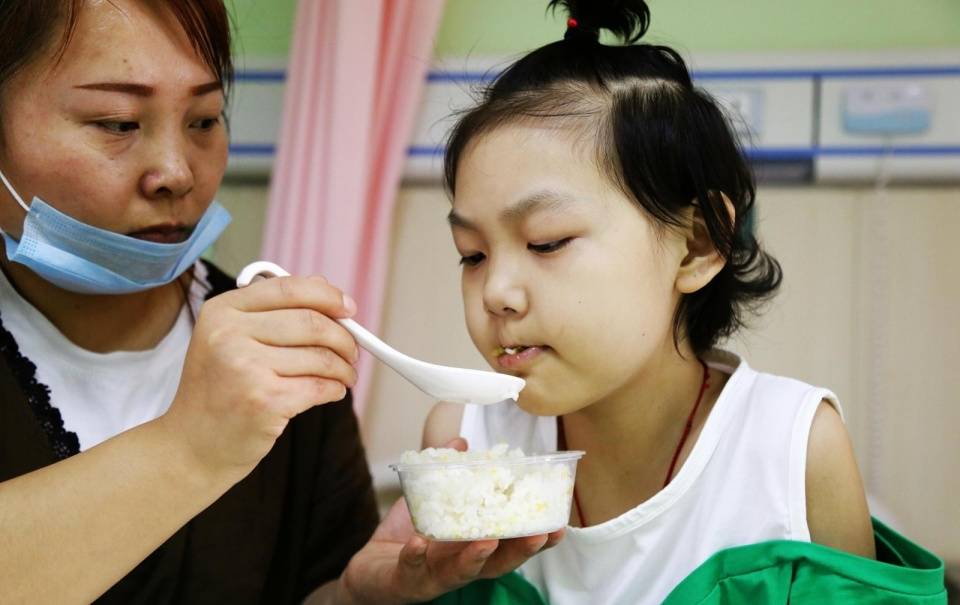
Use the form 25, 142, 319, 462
842, 84, 932, 136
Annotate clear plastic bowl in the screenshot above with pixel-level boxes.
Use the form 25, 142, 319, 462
390, 450, 585, 541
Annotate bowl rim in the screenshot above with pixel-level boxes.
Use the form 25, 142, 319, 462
389, 449, 585, 472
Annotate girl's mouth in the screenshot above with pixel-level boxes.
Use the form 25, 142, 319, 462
495, 345, 549, 369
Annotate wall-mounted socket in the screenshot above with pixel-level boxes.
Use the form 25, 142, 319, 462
842, 84, 932, 136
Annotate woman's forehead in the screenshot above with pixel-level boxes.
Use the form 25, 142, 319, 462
36, 0, 214, 84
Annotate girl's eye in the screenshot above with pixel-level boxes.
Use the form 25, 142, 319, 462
528, 237, 573, 254
191, 116, 222, 131
97, 121, 139, 134
459, 252, 486, 267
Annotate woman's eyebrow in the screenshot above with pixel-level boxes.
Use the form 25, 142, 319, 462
73, 81, 221, 97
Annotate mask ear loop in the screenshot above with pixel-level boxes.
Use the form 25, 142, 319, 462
0, 169, 31, 212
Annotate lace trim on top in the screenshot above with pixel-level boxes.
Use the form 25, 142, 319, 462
0, 261, 221, 461
0, 311, 80, 460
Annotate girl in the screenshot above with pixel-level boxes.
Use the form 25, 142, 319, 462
424, 1, 945, 603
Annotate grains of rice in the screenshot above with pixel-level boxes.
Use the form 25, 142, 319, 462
396, 444, 576, 540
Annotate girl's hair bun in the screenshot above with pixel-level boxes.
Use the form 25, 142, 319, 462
549, 0, 651, 44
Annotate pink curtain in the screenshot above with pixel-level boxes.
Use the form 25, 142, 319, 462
261, 0, 446, 419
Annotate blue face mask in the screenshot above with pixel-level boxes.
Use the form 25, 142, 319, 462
0, 169, 231, 295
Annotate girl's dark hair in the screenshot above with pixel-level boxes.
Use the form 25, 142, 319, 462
0, 0, 233, 123
444, 0, 782, 354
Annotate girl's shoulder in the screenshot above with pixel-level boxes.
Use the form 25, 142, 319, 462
804, 398, 875, 558
716, 350, 874, 558
423, 401, 466, 448
709, 349, 842, 436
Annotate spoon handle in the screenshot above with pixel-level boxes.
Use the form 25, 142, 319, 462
337, 317, 411, 368
236, 261, 409, 367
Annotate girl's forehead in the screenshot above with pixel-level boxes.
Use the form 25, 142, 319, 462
455, 125, 618, 212
469, 123, 598, 161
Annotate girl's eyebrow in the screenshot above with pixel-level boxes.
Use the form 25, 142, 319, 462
448, 189, 577, 230
500, 189, 576, 223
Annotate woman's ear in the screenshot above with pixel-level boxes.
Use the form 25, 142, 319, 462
675, 193, 735, 294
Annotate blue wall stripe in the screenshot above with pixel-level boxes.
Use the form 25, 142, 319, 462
745, 148, 814, 161
229, 144, 276, 155
408, 146, 445, 157
231, 144, 960, 159
407, 145, 960, 159
693, 66, 960, 80
234, 70, 287, 82
238, 65, 960, 85
424, 66, 960, 83
816, 145, 960, 156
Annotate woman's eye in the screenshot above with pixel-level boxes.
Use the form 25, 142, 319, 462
459, 252, 486, 267
191, 116, 222, 131
528, 238, 573, 254
97, 121, 139, 134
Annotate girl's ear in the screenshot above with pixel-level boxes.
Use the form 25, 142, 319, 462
675, 193, 735, 294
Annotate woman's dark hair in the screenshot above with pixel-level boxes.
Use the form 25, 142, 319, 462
444, 0, 782, 354
0, 0, 233, 121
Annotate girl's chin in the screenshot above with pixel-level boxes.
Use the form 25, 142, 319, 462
513, 384, 572, 416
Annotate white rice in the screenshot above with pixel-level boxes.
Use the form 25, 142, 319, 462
397, 444, 575, 540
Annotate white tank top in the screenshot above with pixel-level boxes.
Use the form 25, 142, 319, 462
459, 349, 840, 605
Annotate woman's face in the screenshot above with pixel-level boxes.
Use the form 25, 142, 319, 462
451, 125, 689, 416
0, 0, 228, 243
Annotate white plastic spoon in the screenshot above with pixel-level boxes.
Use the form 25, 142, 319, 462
236, 261, 525, 405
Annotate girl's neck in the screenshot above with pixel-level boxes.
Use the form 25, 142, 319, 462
1, 256, 189, 353
571, 346, 707, 447
561, 344, 727, 526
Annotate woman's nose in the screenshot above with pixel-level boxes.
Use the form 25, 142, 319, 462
482, 260, 528, 318
139, 134, 194, 200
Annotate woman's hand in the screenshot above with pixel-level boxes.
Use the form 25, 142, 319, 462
338, 439, 565, 605
160, 275, 360, 484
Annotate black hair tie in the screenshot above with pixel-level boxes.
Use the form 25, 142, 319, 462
564, 17, 600, 42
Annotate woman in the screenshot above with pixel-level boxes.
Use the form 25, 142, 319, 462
0, 1, 559, 603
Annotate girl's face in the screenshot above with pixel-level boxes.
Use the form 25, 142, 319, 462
451, 125, 689, 416
0, 0, 228, 243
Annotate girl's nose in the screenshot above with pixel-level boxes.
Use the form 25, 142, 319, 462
482, 260, 528, 317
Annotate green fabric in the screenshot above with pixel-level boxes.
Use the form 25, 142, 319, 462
421, 571, 546, 605
663, 517, 946, 604
425, 518, 945, 604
